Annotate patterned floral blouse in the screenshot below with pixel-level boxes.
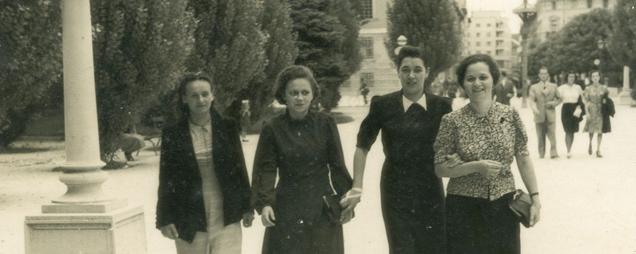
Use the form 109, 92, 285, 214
433, 103, 530, 200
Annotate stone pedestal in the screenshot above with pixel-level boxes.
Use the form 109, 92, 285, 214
618, 66, 633, 105
24, 0, 147, 253
25, 206, 146, 254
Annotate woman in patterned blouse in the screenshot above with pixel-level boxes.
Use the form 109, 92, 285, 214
434, 54, 541, 254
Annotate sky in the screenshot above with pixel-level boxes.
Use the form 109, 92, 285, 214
466, 0, 538, 34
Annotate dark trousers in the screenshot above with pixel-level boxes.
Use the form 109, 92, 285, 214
535, 122, 557, 158
381, 194, 446, 254
446, 193, 520, 254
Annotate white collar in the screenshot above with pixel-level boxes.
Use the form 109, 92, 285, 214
402, 93, 427, 112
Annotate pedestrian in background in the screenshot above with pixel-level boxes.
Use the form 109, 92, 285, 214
529, 66, 562, 159
435, 54, 541, 254
583, 70, 609, 158
251, 65, 353, 254
156, 73, 253, 254
492, 71, 515, 105
239, 100, 251, 142
557, 72, 585, 158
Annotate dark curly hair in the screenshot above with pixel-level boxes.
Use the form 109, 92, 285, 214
395, 46, 427, 70
274, 65, 320, 105
455, 54, 500, 89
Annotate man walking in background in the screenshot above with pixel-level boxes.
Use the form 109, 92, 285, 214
529, 66, 562, 159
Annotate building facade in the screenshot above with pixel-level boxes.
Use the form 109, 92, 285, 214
463, 11, 514, 72
533, 0, 616, 42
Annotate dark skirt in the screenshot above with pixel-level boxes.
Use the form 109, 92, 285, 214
602, 114, 611, 133
446, 193, 520, 254
261, 211, 344, 254
561, 103, 582, 133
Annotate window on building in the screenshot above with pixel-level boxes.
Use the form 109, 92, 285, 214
496, 31, 503, 37
360, 72, 375, 87
551, 0, 557, 10
487, 50, 492, 55
360, 0, 373, 19
496, 49, 504, 56
486, 41, 491, 46
496, 60, 505, 67
603, 0, 609, 8
496, 40, 504, 47
487, 23, 491, 27
466, 41, 470, 46
476, 41, 481, 46
359, 37, 374, 59
476, 23, 481, 27
476, 50, 481, 54
587, 0, 593, 8
476, 32, 480, 37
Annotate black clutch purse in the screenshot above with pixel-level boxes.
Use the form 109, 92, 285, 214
509, 189, 532, 228
322, 194, 342, 224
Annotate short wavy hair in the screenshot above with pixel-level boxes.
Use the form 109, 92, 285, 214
274, 65, 320, 105
455, 54, 500, 89
395, 45, 427, 70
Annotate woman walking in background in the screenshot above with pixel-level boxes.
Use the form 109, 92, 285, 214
582, 70, 609, 158
156, 73, 253, 254
251, 65, 353, 254
434, 54, 541, 254
558, 72, 585, 158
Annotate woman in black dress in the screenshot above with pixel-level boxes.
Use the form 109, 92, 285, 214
251, 65, 353, 254
557, 72, 585, 158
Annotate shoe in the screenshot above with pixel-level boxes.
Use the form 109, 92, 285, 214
550, 155, 559, 159
596, 151, 603, 158
566, 153, 571, 159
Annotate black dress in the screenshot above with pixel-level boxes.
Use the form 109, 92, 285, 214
357, 91, 452, 254
561, 96, 585, 133
251, 111, 353, 254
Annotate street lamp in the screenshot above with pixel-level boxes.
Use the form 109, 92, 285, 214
394, 35, 408, 56
514, 0, 536, 108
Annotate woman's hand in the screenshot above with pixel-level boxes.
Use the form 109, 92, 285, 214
340, 209, 355, 224
529, 198, 542, 227
242, 212, 254, 227
478, 160, 503, 178
261, 206, 276, 227
160, 224, 179, 240
444, 154, 464, 168
340, 188, 362, 220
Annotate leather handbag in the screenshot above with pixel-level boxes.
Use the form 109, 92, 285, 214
509, 189, 532, 228
322, 194, 343, 224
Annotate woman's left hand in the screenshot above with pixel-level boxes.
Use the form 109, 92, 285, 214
242, 212, 254, 227
339, 209, 354, 224
529, 200, 541, 227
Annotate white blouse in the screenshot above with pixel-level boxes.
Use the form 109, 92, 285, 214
558, 84, 582, 104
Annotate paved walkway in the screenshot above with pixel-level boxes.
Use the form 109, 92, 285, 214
1, 97, 635, 253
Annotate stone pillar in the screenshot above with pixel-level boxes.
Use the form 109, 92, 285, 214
618, 66, 633, 105
25, 0, 147, 253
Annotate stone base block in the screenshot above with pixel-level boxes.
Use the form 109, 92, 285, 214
25, 206, 146, 254
617, 90, 633, 105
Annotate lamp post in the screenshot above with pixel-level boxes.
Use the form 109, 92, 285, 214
514, 0, 536, 108
394, 35, 408, 56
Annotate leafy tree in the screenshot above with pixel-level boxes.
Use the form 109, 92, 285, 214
187, 0, 267, 115
608, 0, 636, 76
0, 0, 62, 150
386, 0, 463, 91
91, 0, 195, 160
528, 9, 621, 82
288, 0, 361, 112
246, 0, 298, 122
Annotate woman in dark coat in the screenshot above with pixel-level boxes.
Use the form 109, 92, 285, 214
155, 73, 253, 254
251, 65, 353, 254
601, 89, 615, 133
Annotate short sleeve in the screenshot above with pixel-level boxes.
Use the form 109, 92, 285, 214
356, 96, 382, 150
434, 114, 457, 164
512, 109, 529, 156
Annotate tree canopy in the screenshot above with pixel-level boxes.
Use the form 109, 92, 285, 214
608, 0, 636, 72
386, 0, 463, 90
